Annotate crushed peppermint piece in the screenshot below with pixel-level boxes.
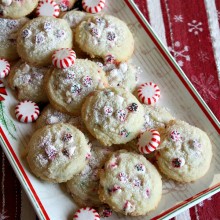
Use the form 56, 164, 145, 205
82, 75, 93, 87
103, 106, 113, 116
98, 206, 112, 218
86, 153, 91, 159
107, 31, 116, 41
116, 109, 127, 122
135, 164, 145, 172
104, 54, 115, 64
189, 139, 202, 150
91, 27, 101, 37
127, 103, 138, 112
66, 72, 75, 79
55, 29, 65, 38
7, 20, 18, 29
123, 201, 135, 213
118, 172, 128, 182
119, 128, 130, 137
45, 145, 58, 160
108, 185, 122, 194
62, 133, 73, 142
172, 158, 185, 168
145, 188, 150, 198
22, 29, 31, 39
62, 146, 75, 158
133, 178, 141, 187
70, 84, 81, 94
35, 33, 45, 44
44, 21, 52, 31
170, 130, 182, 142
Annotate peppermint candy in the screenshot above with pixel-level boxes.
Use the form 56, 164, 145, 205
137, 82, 160, 105
36, 0, 60, 17
116, 109, 127, 122
0, 59, 10, 79
82, 75, 93, 87
103, 106, 113, 116
172, 157, 185, 168
82, 0, 105, 13
15, 100, 40, 123
22, 29, 31, 39
138, 129, 160, 154
52, 48, 76, 69
73, 207, 100, 220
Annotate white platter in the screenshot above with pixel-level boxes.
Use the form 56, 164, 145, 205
0, 0, 220, 219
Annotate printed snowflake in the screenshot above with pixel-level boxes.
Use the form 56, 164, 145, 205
188, 20, 203, 35
173, 15, 184, 22
168, 41, 190, 67
191, 73, 219, 102
197, 51, 209, 62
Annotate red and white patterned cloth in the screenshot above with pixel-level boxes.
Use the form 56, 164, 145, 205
0, 0, 220, 219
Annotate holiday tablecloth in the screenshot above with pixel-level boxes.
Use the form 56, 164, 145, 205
1, 0, 220, 219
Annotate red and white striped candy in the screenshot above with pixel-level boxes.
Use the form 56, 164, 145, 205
15, 100, 40, 123
138, 129, 160, 154
82, 0, 105, 14
0, 59, 10, 79
137, 82, 160, 105
36, 0, 60, 17
52, 48, 76, 69
73, 207, 100, 220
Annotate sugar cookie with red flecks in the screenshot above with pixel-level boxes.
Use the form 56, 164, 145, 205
27, 123, 91, 183
0, 0, 38, 19
8, 60, 49, 103
0, 17, 29, 61
98, 150, 162, 216
17, 16, 73, 66
75, 15, 134, 62
81, 87, 144, 146
66, 141, 120, 207
156, 120, 212, 182
45, 59, 108, 116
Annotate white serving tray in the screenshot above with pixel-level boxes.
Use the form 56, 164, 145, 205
0, 0, 220, 219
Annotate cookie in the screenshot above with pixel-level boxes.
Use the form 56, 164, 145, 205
0, 17, 29, 61
27, 123, 91, 183
75, 15, 134, 62
17, 16, 73, 66
99, 150, 162, 216
66, 140, 116, 207
81, 87, 144, 146
101, 61, 139, 92
156, 120, 213, 182
0, 0, 38, 19
8, 60, 49, 103
45, 59, 108, 115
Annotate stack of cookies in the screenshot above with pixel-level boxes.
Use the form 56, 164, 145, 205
0, 0, 212, 218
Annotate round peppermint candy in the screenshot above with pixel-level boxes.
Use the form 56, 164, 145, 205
73, 207, 100, 220
82, 0, 105, 14
138, 129, 160, 154
137, 82, 160, 105
36, 0, 60, 17
0, 59, 10, 79
52, 48, 76, 69
15, 100, 40, 123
